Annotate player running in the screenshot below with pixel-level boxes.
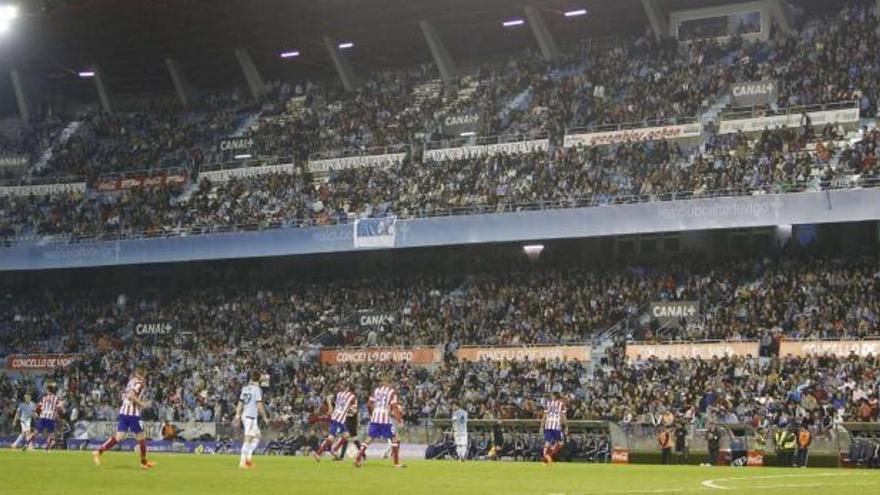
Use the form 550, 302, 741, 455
313, 382, 357, 461
10, 393, 36, 450
451, 401, 468, 462
354, 376, 405, 468
234, 371, 270, 469
34, 384, 63, 451
92, 367, 156, 469
541, 392, 567, 465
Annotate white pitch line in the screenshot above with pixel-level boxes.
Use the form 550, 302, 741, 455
701, 472, 857, 491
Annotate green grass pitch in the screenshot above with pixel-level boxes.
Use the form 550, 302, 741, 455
1, 450, 879, 494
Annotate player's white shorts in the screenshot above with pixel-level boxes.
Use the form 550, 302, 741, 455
20, 418, 32, 433
454, 433, 468, 447
242, 417, 261, 437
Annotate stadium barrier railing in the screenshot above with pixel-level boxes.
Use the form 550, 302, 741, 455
3, 175, 876, 246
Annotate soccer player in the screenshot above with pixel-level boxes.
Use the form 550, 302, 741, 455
34, 384, 63, 451
541, 392, 567, 465
234, 371, 270, 469
10, 393, 36, 450
92, 367, 156, 469
354, 375, 405, 468
451, 401, 468, 462
313, 382, 357, 461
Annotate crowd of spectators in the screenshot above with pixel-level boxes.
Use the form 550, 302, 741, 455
0, 253, 878, 431
42, 95, 258, 179
2, 0, 874, 187
589, 352, 880, 429
0, 119, 65, 180
2, 121, 874, 241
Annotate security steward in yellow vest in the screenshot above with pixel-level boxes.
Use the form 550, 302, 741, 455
774, 426, 797, 467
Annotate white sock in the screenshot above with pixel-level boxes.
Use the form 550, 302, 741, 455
246, 438, 258, 461
240, 437, 250, 465
12, 432, 25, 447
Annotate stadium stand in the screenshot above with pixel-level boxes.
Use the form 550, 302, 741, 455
2, 0, 880, 480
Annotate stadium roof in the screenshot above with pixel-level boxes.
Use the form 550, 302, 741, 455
0, 0, 848, 105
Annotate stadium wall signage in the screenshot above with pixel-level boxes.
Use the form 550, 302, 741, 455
563, 123, 702, 148
0, 155, 29, 168
95, 171, 188, 192
441, 112, 480, 135
353, 216, 397, 248
648, 301, 699, 323
730, 80, 777, 107
356, 311, 396, 327
625, 342, 759, 361
0, 181, 86, 197
198, 162, 297, 182
82, 420, 214, 441
320, 346, 442, 365
456, 345, 590, 362
308, 152, 405, 174
779, 340, 880, 358
423, 138, 549, 162
134, 321, 177, 336
218, 137, 254, 152
5, 354, 79, 371
718, 107, 859, 134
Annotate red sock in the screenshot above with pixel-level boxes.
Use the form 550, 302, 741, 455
391, 442, 400, 465
98, 437, 118, 454
356, 444, 367, 462
317, 438, 332, 455
552, 444, 563, 457
332, 437, 347, 455
46, 437, 54, 451
137, 439, 147, 462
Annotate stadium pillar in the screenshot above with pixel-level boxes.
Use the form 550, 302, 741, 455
323, 36, 360, 91
9, 68, 33, 123
165, 58, 197, 109
768, 0, 793, 33
523, 6, 561, 62
418, 21, 458, 86
640, 0, 669, 40
234, 48, 266, 100
94, 65, 115, 114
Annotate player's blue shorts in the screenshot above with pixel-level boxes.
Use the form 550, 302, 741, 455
116, 414, 143, 434
35, 418, 56, 433
544, 429, 563, 443
329, 420, 348, 436
368, 422, 395, 440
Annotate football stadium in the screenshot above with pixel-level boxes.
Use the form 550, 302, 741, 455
1, 0, 880, 493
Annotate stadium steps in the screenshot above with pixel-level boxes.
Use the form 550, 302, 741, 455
699, 94, 731, 127
30, 120, 83, 175
498, 87, 533, 128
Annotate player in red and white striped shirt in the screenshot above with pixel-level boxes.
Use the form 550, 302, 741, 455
313, 382, 358, 461
93, 367, 156, 469
541, 393, 568, 465
34, 384, 63, 451
354, 376, 404, 468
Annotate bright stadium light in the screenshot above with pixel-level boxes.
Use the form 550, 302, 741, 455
234, 154, 252, 160
78, 71, 96, 78
337, 42, 354, 49
564, 9, 588, 17
502, 19, 525, 27
279, 50, 300, 58
0, 4, 20, 34
459, 131, 475, 137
